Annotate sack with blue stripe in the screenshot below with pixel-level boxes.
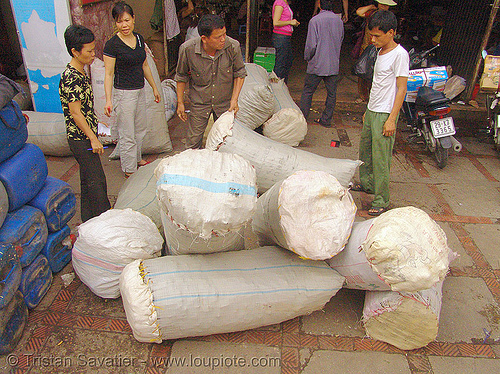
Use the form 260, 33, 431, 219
120, 246, 345, 342
72, 208, 163, 298
155, 149, 257, 255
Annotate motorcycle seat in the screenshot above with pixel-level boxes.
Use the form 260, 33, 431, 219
415, 86, 450, 110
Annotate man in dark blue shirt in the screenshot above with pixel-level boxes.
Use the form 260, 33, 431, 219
299, 0, 344, 128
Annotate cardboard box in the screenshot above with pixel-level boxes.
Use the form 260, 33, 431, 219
405, 66, 448, 102
253, 47, 276, 72
480, 55, 500, 92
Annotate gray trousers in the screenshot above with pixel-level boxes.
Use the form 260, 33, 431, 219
299, 73, 338, 126
114, 88, 147, 173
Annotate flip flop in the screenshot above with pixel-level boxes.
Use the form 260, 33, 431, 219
368, 206, 389, 216
124, 172, 133, 178
348, 182, 373, 194
137, 160, 151, 167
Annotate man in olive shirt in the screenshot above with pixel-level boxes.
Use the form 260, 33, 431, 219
175, 14, 246, 149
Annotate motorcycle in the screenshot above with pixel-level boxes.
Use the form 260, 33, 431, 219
481, 51, 500, 151
401, 45, 462, 168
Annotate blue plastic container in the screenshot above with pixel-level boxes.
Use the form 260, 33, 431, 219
0, 100, 28, 164
0, 143, 48, 212
0, 205, 48, 268
0, 180, 7, 228
19, 254, 52, 309
42, 225, 72, 273
0, 290, 28, 355
0, 243, 22, 309
28, 176, 76, 232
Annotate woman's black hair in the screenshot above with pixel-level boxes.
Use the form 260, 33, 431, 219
112, 1, 134, 21
197, 14, 225, 37
64, 25, 95, 57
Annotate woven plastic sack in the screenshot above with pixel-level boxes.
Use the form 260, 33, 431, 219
114, 159, 163, 233
155, 149, 257, 238
262, 108, 307, 146
252, 170, 356, 260
161, 79, 177, 122
237, 63, 274, 129
206, 111, 361, 193
269, 74, 301, 113
160, 209, 245, 255
0, 181, 7, 227
120, 246, 345, 343
72, 209, 163, 299
326, 219, 391, 290
328, 207, 455, 292
90, 58, 117, 130
24, 111, 71, 156
363, 281, 443, 350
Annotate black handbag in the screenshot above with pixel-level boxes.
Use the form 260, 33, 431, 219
353, 44, 378, 81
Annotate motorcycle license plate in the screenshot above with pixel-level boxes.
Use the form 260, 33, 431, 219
430, 117, 455, 138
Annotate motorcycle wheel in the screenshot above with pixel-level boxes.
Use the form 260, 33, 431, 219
434, 143, 448, 169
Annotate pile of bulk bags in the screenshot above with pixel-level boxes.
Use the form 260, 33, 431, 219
327, 207, 455, 349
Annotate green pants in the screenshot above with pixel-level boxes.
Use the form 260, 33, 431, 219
359, 109, 397, 208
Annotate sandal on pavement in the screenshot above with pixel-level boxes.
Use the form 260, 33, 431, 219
137, 160, 151, 167
313, 118, 333, 128
124, 172, 134, 178
348, 182, 373, 194
354, 98, 366, 104
368, 206, 389, 216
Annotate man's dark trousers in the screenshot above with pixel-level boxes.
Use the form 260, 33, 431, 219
299, 73, 338, 126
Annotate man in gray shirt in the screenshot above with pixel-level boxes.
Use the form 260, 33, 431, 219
175, 14, 246, 149
299, 0, 344, 128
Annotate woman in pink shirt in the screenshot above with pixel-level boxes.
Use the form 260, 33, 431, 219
272, 0, 299, 83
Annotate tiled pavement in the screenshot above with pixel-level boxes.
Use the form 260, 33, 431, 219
2, 100, 500, 373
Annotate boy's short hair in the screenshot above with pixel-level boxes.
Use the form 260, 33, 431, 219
198, 14, 225, 37
64, 25, 95, 57
368, 10, 398, 33
112, 1, 134, 21
320, 0, 334, 12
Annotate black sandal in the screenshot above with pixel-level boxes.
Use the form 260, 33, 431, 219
368, 206, 389, 216
349, 182, 372, 194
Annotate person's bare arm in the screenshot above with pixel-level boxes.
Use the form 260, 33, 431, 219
103, 55, 115, 117
383, 76, 408, 137
228, 77, 245, 114
312, 0, 320, 16
273, 6, 299, 27
179, 0, 194, 19
68, 100, 104, 154
176, 81, 187, 122
342, 0, 349, 22
143, 58, 160, 103
356, 4, 376, 17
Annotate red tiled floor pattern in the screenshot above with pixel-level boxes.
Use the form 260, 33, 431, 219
10, 125, 500, 374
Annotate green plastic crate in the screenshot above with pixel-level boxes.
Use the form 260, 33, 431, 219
253, 47, 276, 72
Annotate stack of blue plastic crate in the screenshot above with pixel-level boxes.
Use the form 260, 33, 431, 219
0, 100, 77, 354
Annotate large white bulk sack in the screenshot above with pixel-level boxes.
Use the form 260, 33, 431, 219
252, 170, 356, 260
206, 111, 361, 193
161, 79, 177, 122
237, 63, 274, 129
327, 207, 455, 292
363, 281, 443, 350
160, 209, 245, 255
108, 49, 173, 159
120, 246, 345, 343
72, 209, 163, 298
155, 149, 257, 254
262, 108, 307, 146
114, 159, 162, 232
326, 219, 390, 290
24, 111, 71, 156
237, 84, 274, 129
270, 75, 301, 113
